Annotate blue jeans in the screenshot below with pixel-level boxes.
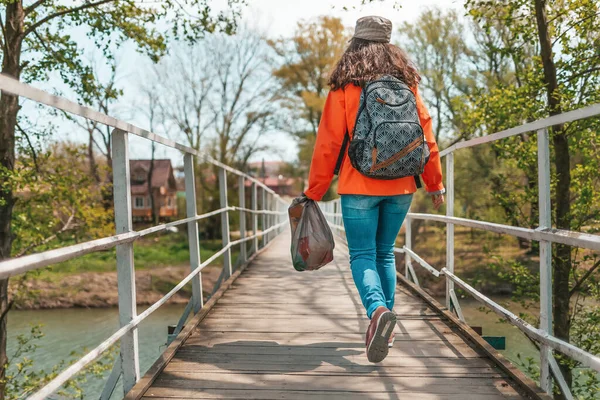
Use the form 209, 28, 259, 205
341, 194, 413, 319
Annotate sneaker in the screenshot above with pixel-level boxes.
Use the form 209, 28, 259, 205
365, 306, 397, 363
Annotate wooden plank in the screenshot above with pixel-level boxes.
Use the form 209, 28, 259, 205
216, 298, 426, 306
124, 241, 277, 400
209, 304, 438, 316
163, 362, 504, 377
148, 375, 519, 395
176, 342, 482, 358
180, 335, 475, 349
184, 331, 465, 344
171, 353, 492, 367
396, 273, 552, 400
143, 392, 517, 400
195, 316, 453, 334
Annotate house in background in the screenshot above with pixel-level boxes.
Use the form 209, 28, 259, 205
130, 159, 178, 221
246, 160, 302, 197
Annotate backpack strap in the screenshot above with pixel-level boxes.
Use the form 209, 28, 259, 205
414, 175, 422, 189
334, 130, 350, 176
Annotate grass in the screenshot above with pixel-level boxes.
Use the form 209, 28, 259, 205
36, 231, 241, 280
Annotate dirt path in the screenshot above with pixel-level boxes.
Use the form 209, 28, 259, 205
10, 265, 223, 310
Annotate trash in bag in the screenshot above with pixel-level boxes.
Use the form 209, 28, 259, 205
288, 195, 335, 271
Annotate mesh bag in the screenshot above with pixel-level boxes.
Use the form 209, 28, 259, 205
288, 196, 335, 271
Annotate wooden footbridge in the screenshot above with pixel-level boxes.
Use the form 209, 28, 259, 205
125, 232, 547, 400
1, 76, 599, 400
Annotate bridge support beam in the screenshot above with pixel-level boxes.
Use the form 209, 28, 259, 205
219, 168, 232, 278
445, 152, 455, 311
111, 129, 140, 394
537, 128, 553, 394
261, 188, 267, 248
239, 176, 247, 264
184, 153, 203, 313
251, 183, 258, 254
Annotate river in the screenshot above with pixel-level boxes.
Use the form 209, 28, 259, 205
7, 299, 540, 399
7, 304, 187, 399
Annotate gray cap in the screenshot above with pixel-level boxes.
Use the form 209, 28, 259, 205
351, 16, 392, 43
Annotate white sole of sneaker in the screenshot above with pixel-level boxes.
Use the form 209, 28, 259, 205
367, 311, 397, 363
388, 334, 396, 348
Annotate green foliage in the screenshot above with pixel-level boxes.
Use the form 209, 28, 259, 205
9, 0, 246, 92
270, 16, 350, 186
8, 141, 114, 258
398, 7, 474, 142
3, 325, 114, 399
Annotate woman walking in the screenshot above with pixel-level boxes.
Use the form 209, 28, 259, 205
303, 16, 445, 363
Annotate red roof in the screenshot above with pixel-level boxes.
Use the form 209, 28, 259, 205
130, 159, 176, 195
130, 159, 173, 188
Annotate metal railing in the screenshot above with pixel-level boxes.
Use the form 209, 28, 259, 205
0, 75, 289, 399
322, 103, 600, 399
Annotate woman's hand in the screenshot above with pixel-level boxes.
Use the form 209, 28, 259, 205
432, 194, 445, 210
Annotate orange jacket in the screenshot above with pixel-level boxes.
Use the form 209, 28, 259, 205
305, 84, 444, 201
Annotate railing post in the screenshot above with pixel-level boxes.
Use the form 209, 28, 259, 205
218, 168, 232, 278
405, 215, 412, 280
446, 152, 455, 311
266, 193, 272, 244
184, 153, 203, 313
261, 188, 267, 248
537, 128, 553, 393
251, 183, 258, 254
238, 176, 247, 263
111, 129, 140, 394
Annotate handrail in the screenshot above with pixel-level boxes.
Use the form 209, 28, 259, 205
0, 207, 232, 278
0, 76, 291, 399
440, 102, 600, 157
407, 213, 600, 251
442, 267, 600, 372
0, 206, 289, 279
399, 246, 442, 278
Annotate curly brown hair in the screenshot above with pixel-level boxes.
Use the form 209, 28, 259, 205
328, 38, 421, 90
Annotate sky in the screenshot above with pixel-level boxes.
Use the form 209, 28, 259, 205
244, 0, 464, 38
50, 0, 465, 166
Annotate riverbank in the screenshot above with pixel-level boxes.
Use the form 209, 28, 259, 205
9, 265, 222, 310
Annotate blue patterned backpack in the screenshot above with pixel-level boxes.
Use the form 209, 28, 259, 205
334, 75, 430, 185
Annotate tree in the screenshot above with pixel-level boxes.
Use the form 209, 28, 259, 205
208, 29, 278, 167
397, 8, 477, 240
270, 16, 350, 181
0, 1, 244, 397
399, 7, 473, 143
465, 0, 600, 395
149, 28, 278, 237
68, 58, 124, 213
137, 83, 164, 224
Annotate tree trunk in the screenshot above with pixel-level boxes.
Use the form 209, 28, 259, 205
534, 0, 572, 394
0, 2, 25, 398
88, 129, 100, 183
